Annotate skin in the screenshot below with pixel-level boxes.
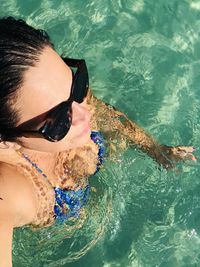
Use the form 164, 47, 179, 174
0, 44, 196, 197
0, 45, 197, 267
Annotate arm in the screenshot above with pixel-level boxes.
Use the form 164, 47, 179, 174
0, 164, 30, 267
86, 89, 196, 168
0, 219, 13, 267
0, 193, 15, 267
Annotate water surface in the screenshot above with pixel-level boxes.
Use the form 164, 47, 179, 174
1, 1, 200, 266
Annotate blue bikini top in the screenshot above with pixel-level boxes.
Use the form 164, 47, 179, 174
54, 131, 105, 224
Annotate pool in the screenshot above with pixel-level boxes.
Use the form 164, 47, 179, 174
3, 0, 200, 266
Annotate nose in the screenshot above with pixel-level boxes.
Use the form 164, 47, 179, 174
71, 101, 91, 126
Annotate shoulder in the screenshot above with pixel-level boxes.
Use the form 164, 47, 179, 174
0, 163, 38, 227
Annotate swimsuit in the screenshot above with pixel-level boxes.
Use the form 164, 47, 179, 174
22, 131, 105, 225
52, 131, 105, 224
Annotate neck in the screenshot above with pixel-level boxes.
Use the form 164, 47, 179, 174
19, 146, 59, 179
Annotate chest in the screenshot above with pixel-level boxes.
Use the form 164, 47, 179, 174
0, 163, 39, 227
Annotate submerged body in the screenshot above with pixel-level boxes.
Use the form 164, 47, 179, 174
0, 89, 196, 230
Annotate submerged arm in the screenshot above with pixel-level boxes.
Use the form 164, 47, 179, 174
86, 89, 196, 168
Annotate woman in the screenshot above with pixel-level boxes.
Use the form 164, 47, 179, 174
0, 16, 195, 267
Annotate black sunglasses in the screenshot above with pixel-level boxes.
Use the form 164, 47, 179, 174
5, 57, 89, 142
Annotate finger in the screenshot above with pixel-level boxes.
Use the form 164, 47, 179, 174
192, 155, 197, 161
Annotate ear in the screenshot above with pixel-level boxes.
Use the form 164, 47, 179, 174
0, 141, 21, 150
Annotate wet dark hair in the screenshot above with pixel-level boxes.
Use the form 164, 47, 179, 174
0, 16, 54, 142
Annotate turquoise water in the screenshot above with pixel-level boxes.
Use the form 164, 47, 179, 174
2, 0, 200, 266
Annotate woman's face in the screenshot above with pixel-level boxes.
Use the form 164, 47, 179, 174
15, 46, 92, 152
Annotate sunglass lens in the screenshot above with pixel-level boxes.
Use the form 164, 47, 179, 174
40, 104, 72, 142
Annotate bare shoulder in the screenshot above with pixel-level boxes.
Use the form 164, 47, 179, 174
0, 163, 38, 227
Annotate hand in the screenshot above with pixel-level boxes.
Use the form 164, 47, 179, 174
156, 145, 197, 169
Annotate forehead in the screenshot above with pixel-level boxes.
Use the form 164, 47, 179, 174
17, 46, 72, 123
